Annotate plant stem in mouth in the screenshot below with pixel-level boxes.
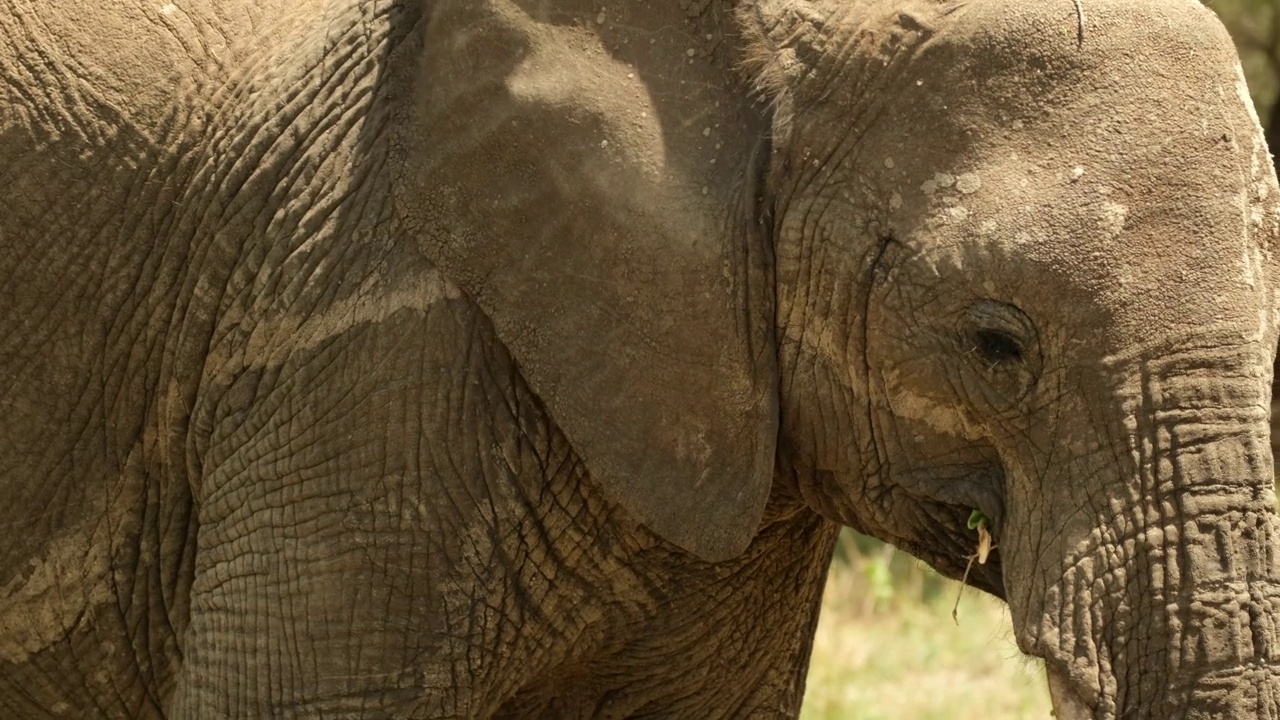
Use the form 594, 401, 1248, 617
953, 513, 995, 624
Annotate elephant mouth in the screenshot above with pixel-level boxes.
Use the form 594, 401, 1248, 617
896, 501, 1093, 718
888, 470, 1008, 599
886, 500, 1006, 599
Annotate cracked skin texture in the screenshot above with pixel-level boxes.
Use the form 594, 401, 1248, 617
0, 0, 1278, 718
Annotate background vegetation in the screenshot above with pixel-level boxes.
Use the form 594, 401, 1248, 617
801, 4, 1280, 717
803, 531, 1050, 719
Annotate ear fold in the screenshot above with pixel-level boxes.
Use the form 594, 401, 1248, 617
399, 1, 778, 560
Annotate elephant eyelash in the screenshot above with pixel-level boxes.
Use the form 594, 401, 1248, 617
973, 328, 1024, 366
956, 300, 1037, 375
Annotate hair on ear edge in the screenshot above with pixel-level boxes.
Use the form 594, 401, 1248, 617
735, 1, 808, 145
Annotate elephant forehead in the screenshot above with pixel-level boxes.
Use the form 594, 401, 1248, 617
921, 156, 1273, 337
864, 0, 1280, 342
931, 0, 1235, 81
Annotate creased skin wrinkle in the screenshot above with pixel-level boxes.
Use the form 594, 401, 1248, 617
1, 0, 1280, 718
0, 1, 831, 717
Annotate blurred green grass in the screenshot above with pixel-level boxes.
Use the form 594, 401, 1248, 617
802, 530, 1051, 719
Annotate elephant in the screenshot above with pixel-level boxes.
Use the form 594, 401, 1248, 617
1, 0, 1278, 717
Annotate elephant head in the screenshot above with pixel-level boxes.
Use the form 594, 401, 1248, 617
742, 0, 1280, 715
403, 0, 1280, 715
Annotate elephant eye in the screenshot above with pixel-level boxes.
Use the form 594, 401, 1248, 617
956, 301, 1040, 407
974, 328, 1023, 366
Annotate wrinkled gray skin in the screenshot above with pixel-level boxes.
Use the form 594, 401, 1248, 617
1, 0, 1279, 717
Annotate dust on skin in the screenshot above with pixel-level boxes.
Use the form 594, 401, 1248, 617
501, 0, 668, 181
0, 506, 114, 664
878, 375, 981, 440
242, 268, 463, 368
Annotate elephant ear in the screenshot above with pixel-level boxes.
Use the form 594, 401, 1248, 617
396, 1, 778, 560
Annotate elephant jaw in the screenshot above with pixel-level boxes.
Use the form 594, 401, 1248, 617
1047, 667, 1094, 720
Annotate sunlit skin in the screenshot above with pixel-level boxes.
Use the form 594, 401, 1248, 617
0, 1, 1277, 718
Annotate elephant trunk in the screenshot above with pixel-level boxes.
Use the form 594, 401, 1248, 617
1029, 365, 1280, 718
1047, 668, 1092, 720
